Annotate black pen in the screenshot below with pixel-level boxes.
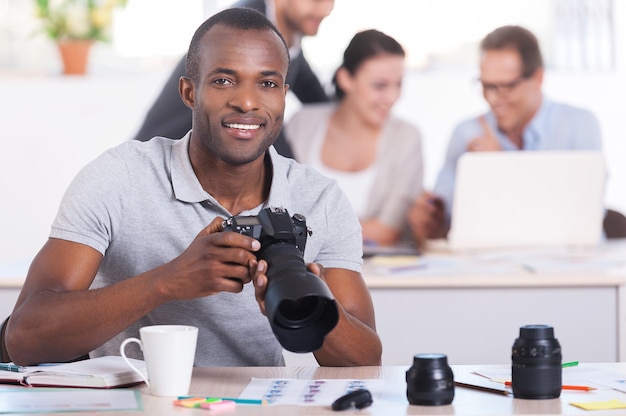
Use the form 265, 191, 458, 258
455, 381, 510, 396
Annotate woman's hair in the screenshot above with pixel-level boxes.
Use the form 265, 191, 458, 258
333, 29, 405, 100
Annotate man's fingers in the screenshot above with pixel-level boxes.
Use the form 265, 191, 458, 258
196, 217, 225, 237
479, 115, 497, 141
468, 116, 501, 152
195, 218, 261, 252
307, 263, 324, 279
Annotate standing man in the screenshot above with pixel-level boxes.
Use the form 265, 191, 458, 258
408, 25, 603, 245
6, 7, 381, 367
132, 0, 334, 158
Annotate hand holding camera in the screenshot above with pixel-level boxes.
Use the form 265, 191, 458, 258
150, 216, 262, 301
222, 207, 339, 353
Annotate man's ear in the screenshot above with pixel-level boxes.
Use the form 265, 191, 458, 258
179, 76, 195, 110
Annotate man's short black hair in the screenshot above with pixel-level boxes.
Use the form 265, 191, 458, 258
185, 7, 290, 82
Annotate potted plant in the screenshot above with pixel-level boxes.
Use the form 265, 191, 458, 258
34, 0, 128, 75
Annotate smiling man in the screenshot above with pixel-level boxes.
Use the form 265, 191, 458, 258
407, 25, 603, 244
6, 8, 381, 368
132, 0, 335, 159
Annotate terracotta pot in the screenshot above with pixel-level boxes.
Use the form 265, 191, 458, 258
57, 40, 94, 75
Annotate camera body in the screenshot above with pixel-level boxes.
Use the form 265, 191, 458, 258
222, 207, 339, 353
222, 207, 309, 256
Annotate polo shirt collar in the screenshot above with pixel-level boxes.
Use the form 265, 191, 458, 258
264, 146, 291, 209
171, 132, 209, 204
170, 133, 291, 214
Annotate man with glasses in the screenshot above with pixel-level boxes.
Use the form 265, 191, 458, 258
408, 25, 603, 245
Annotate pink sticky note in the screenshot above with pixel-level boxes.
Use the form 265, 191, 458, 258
200, 400, 236, 412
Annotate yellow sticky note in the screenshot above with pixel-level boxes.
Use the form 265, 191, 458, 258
570, 399, 626, 410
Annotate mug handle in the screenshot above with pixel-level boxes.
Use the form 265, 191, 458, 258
120, 337, 150, 386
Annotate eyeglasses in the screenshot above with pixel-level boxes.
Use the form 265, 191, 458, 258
479, 75, 529, 95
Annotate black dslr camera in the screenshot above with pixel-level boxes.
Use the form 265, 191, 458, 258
222, 207, 339, 353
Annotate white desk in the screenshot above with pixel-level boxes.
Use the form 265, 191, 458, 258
4, 363, 626, 415
3, 241, 626, 366
364, 240, 626, 365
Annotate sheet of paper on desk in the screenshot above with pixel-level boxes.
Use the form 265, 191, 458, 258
473, 364, 626, 391
239, 378, 397, 406
362, 243, 419, 258
369, 255, 518, 276
522, 257, 626, 274
473, 246, 626, 274
0, 388, 142, 413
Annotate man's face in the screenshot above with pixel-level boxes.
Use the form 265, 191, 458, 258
479, 48, 543, 134
187, 25, 288, 165
281, 0, 335, 36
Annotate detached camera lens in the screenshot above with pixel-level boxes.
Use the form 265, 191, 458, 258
406, 353, 454, 406
511, 324, 562, 399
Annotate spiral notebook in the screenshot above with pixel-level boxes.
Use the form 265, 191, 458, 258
448, 151, 606, 250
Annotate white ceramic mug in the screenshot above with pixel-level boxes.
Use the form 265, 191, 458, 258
120, 325, 198, 397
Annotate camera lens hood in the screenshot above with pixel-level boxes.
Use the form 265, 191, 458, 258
265, 265, 339, 353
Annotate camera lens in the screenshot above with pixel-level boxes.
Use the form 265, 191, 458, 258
222, 208, 339, 353
406, 353, 454, 406
511, 324, 562, 399
261, 243, 338, 352
276, 296, 325, 327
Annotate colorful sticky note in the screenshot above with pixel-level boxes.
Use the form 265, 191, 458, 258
570, 399, 626, 410
200, 400, 236, 411
173, 397, 221, 408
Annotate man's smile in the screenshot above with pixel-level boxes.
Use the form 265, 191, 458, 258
224, 123, 261, 130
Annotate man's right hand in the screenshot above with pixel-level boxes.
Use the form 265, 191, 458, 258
7, 217, 263, 365
156, 217, 261, 300
467, 116, 502, 152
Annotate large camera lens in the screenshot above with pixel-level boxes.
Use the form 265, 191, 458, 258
276, 296, 325, 327
260, 243, 338, 353
511, 325, 562, 399
222, 207, 339, 353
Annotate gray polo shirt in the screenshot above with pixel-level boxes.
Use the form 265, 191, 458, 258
50, 133, 362, 366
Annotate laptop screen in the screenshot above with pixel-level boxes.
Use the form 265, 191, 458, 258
448, 151, 606, 250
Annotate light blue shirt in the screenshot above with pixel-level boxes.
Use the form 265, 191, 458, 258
434, 97, 603, 220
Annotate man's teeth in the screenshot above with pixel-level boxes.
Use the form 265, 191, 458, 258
226, 123, 260, 130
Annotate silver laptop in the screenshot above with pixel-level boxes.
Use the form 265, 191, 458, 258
448, 150, 606, 250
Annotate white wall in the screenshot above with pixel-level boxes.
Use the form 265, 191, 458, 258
0, 67, 624, 266
0, 71, 168, 265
